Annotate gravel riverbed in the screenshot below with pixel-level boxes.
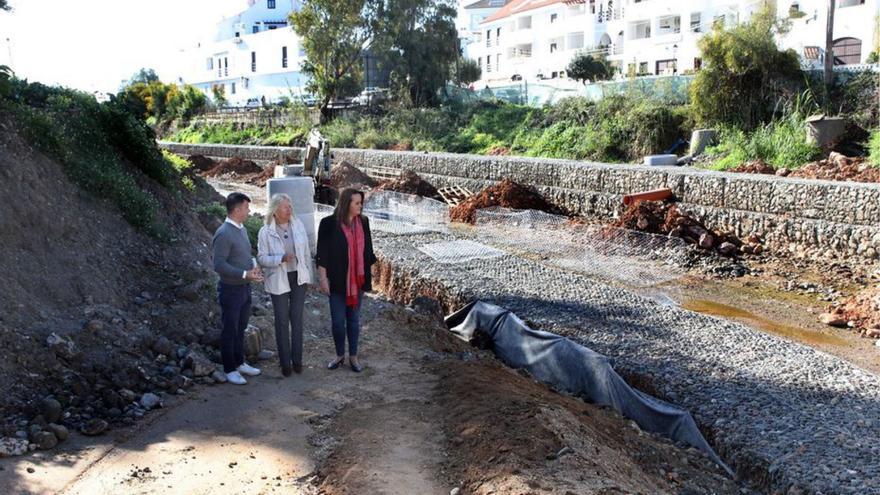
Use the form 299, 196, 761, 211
371, 228, 880, 495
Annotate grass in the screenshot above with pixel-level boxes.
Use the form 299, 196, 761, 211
705, 111, 821, 170
869, 130, 880, 167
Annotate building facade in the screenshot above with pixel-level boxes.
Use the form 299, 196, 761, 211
465, 0, 879, 85
175, 0, 308, 105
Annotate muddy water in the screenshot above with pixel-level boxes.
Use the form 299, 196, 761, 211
683, 299, 850, 347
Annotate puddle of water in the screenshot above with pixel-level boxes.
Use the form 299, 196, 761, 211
682, 299, 850, 347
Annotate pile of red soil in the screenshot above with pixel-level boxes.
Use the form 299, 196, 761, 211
187, 154, 217, 172
612, 201, 763, 257
388, 142, 413, 151
375, 170, 438, 198
829, 286, 880, 338
330, 161, 376, 190
202, 156, 262, 177
487, 146, 511, 156
730, 160, 776, 175
246, 165, 276, 187
787, 153, 880, 183
449, 179, 566, 224
729, 153, 880, 183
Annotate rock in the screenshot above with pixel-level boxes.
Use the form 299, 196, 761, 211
81, 419, 108, 436
119, 389, 138, 403
33, 431, 58, 450
0, 437, 29, 457
775, 168, 790, 177
819, 313, 847, 328
753, 245, 764, 255
185, 351, 216, 378
244, 325, 262, 358
40, 397, 63, 424
46, 333, 78, 360
257, 350, 275, 361
177, 281, 203, 303
698, 233, 715, 249
85, 319, 104, 332
741, 244, 755, 255
717, 242, 738, 256
152, 336, 175, 357
140, 393, 162, 410
47, 424, 69, 442
211, 370, 228, 383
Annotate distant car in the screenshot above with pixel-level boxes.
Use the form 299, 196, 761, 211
353, 87, 388, 106
295, 94, 317, 107
244, 97, 261, 109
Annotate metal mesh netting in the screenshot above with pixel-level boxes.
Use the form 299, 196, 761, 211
364, 190, 450, 235
417, 240, 506, 264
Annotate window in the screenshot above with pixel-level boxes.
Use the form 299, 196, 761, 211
282, 46, 288, 68
638, 61, 649, 74
251, 51, 257, 72
496, 27, 501, 45
690, 13, 701, 33
550, 13, 558, 23
206, 58, 214, 70
656, 59, 676, 74
224, 57, 228, 76
231, 82, 236, 94
496, 53, 501, 71
269, 25, 277, 30
550, 42, 558, 53
486, 54, 492, 72
478, 57, 482, 71
832, 37, 862, 65
268, 0, 276, 8
235, 31, 240, 38
253, 25, 260, 34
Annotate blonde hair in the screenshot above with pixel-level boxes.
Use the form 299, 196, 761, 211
266, 193, 294, 225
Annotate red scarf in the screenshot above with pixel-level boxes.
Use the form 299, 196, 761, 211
340, 216, 366, 307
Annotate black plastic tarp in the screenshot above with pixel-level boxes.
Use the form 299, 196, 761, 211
445, 300, 732, 476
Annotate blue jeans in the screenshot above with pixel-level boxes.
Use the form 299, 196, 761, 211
218, 282, 251, 373
329, 292, 362, 357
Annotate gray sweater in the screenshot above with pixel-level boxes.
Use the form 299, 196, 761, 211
212, 220, 252, 285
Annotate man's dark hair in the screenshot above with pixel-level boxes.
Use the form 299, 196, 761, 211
225, 192, 251, 214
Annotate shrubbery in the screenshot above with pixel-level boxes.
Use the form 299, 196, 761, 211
2, 78, 187, 234
869, 130, 880, 167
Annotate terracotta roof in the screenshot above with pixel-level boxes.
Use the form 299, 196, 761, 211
482, 0, 571, 24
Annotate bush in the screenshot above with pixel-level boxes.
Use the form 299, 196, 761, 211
706, 111, 820, 170
690, 4, 802, 130
869, 130, 880, 167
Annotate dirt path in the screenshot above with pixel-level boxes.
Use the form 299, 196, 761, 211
1, 288, 744, 494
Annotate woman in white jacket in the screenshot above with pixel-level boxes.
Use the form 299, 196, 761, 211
258, 193, 314, 377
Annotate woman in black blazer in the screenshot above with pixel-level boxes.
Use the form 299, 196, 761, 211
316, 188, 377, 372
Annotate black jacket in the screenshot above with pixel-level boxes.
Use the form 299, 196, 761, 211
316, 215, 377, 295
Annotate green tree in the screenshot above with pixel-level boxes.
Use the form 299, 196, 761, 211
567, 52, 615, 84
690, 4, 802, 129
452, 57, 481, 86
373, 0, 458, 107
290, 0, 374, 121
0, 65, 12, 98
211, 84, 228, 107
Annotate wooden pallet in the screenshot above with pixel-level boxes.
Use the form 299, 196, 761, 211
437, 185, 474, 206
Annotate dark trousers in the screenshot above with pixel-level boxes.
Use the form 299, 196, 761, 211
270, 272, 307, 369
218, 282, 251, 373
329, 292, 362, 357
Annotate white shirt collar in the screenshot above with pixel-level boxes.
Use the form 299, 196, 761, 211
225, 217, 244, 229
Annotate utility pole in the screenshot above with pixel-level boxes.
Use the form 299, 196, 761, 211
824, 0, 835, 90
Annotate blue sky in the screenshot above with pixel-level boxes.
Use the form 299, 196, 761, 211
0, 0, 244, 93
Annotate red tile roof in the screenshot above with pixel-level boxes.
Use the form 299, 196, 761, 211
482, 0, 572, 24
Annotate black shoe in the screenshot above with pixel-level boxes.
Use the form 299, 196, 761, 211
327, 358, 344, 370
282, 365, 292, 377
350, 361, 364, 373
293, 363, 302, 374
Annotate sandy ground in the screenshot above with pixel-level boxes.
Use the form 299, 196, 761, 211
0, 288, 743, 495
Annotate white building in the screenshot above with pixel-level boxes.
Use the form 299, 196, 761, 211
175, 0, 309, 105
465, 0, 879, 85
457, 0, 512, 59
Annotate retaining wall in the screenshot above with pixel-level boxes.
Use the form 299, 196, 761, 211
159, 142, 880, 258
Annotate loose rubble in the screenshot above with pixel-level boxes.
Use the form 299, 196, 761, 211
374, 170, 438, 198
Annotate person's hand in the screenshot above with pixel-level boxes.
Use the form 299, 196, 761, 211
319, 277, 330, 295
282, 254, 295, 264
246, 268, 264, 282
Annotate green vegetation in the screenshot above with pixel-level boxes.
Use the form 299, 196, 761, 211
2, 78, 189, 235
119, 69, 208, 124
690, 4, 802, 130
567, 53, 615, 84
869, 130, 880, 167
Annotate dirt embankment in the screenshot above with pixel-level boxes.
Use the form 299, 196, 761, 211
450, 179, 568, 224
0, 116, 227, 452
731, 153, 880, 183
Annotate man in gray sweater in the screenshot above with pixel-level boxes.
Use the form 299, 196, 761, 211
213, 192, 264, 385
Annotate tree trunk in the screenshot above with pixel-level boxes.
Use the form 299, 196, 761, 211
824, 0, 836, 90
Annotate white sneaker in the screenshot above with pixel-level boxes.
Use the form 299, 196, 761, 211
237, 363, 261, 376
226, 371, 247, 385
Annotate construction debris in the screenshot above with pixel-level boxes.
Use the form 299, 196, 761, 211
449, 179, 567, 224
329, 161, 376, 190
730, 153, 880, 183
437, 185, 474, 206
825, 286, 880, 337
375, 170, 438, 198
202, 156, 262, 177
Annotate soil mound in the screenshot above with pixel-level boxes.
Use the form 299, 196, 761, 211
187, 154, 216, 172
375, 170, 438, 198
203, 156, 262, 177
612, 200, 763, 257
833, 286, 880, 337
730, 160, 776, 175
449, 179, 566, 224
329, 161, 376, 190
786, 153, 880, 183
